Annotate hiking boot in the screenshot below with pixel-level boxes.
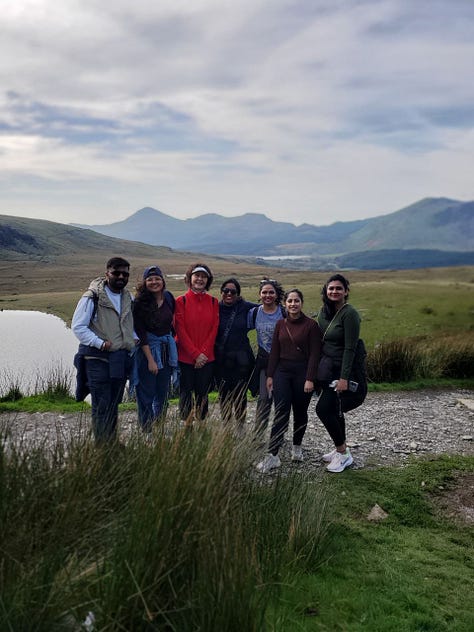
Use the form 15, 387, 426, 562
291, 445, 304, 462
326, 449, 353, 473
322, 448, 337, 463
256, 453, 281, 473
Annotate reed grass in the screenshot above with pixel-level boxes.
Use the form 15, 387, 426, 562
0, 415, 330, 631
367, 334, 474, 383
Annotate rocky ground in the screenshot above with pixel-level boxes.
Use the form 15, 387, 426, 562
2, 388, 473, 467
2, 388, 474, 522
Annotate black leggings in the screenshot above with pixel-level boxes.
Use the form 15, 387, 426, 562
268, 361, 313, 455
316, 386, 366, 447
178, 361, 214, 421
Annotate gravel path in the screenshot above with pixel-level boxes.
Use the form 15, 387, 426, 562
2, 388, 473, 470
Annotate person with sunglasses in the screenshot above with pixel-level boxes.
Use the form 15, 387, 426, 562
72, 257, 135, 444
214, 278, 257, 430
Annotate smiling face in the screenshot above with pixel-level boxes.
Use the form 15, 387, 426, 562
190, 271, 209, 292
326, 280, 348, 307
221, 283, 239, 306
260, 283, 277, 307
145, 274, 164, 295
285, 291, 303, 319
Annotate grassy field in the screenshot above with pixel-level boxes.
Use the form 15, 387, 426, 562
280, 455, 474, 631
0, 257, 473, 629
0, 415, 472, 630
0, 260, 473, 347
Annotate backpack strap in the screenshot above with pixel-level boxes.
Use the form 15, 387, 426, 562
251, 305, 259, 327
83, 289, 99, 321
164, 290, 175, 313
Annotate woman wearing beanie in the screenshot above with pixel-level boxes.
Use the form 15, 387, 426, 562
132, 265, 177, 432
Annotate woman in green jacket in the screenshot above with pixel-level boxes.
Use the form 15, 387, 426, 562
316, 274, 366, 473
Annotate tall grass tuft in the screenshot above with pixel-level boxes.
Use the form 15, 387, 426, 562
0, 417, 329, 630
424, 336, 474, 379
0, 370, 24, 401
367, 334, 474, 383
368, 338, 423, 382
33, 363, 73, 399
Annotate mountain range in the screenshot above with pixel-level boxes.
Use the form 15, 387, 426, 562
1, 197, 472, 271
73, 197, 474, 270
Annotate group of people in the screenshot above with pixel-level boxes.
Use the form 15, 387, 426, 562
72, 257, 366, 473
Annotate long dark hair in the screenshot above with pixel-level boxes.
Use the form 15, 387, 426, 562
259, 277, 284, 304
321, 273, 350, 318
134, 276, 166, 312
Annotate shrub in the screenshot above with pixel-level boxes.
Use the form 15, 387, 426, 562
368, 338, 423, 382
367, 334, 474, 383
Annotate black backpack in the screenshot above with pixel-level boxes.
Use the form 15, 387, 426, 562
350, 338, 368, 386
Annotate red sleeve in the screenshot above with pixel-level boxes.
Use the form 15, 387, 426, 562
201, 296, 219, 359
174, 294, 200, 361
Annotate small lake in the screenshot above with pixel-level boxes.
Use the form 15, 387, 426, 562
0, 310, 78, 396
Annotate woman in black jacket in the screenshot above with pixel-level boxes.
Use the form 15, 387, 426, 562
214, 278, 257, 429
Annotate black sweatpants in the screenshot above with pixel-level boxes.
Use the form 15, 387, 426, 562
268, 361, 313, 455
178, 361, 214, 421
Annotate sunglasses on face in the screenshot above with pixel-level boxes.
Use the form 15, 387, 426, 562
109, 270, 130, 278
222, 288, 237, 295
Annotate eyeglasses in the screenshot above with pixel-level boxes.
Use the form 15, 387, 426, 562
109, 270, 130, 278
222, 288, 237, 295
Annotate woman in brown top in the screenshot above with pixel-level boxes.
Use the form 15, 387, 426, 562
256, 289, 322, 473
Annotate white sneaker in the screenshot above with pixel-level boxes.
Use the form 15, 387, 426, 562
322, 448, 337, 463
326, 449, 353, 473
291, 445, 304, 462
256, 453, 281, 473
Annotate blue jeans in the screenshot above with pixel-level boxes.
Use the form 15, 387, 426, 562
135, 352, 172, 432
85, 358, 127, 444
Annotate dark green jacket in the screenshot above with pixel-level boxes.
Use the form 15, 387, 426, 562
317, 303, 361, 380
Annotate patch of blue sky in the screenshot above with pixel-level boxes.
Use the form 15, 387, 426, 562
4, 95, 120, 144
127, 101, 242, 155
128, 127, 240, 155
420, 106, 474, 129
3, 95, 241, 155
190, 159, 269, 175
326, 113, 446, 152
365, 1, 474, 40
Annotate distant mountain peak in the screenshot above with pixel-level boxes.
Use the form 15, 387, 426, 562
72, 197, 473, 257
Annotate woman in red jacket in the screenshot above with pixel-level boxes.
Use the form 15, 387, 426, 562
174, 263, 219, 424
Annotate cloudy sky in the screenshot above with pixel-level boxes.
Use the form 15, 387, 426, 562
1, 0, 473, 227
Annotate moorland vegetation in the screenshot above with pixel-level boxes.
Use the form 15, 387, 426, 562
0, 254, 473, 630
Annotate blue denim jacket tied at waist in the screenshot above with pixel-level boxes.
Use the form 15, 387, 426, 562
131, 333, 178, 387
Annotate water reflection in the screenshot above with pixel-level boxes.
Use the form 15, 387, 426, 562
0, 310, 78, 395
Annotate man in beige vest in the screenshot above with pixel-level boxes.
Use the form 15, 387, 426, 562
72, 257, 135, 444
